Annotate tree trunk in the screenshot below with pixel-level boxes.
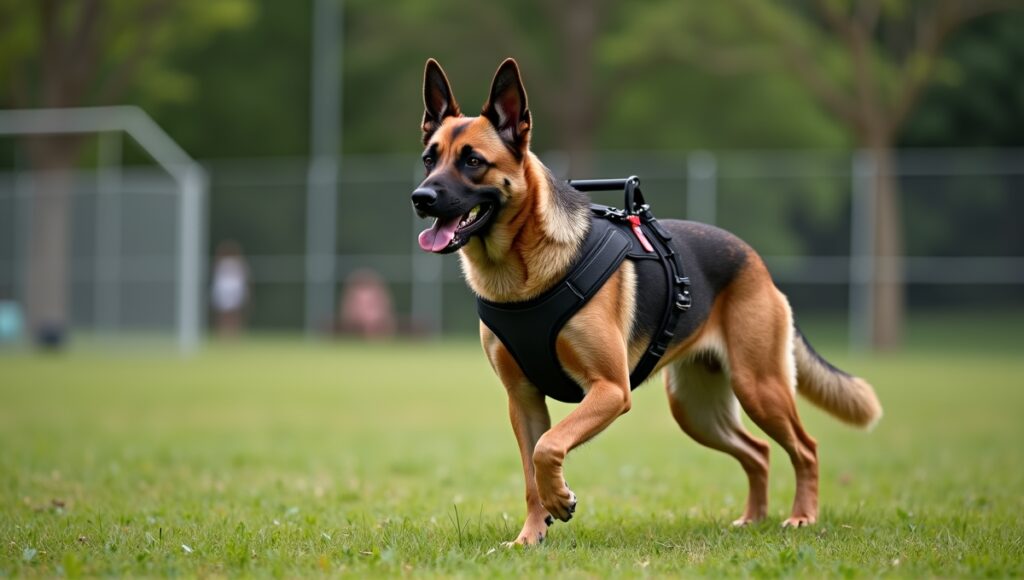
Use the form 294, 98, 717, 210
557, 0, 598, 177
866, 142, 905, 350
25, 135, 82, 347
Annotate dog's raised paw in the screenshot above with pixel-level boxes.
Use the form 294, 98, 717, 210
557, 489, 576, 521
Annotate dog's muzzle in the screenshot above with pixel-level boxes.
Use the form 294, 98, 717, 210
411, 185, 501, 254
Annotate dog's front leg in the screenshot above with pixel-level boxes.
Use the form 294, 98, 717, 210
532, 276, 633, 523
533, 379, 631, 522
483, 326, 553, 545
505, 381, 552, 545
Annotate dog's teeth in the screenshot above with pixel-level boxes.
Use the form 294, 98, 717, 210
468, 205, 480, 220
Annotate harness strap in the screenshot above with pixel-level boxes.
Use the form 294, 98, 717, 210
628, 207, 691, 385
477, 178, 692, 403
589, 203, 691, 386
477, 220, 632, 403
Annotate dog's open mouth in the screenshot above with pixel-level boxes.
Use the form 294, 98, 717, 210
417, 203, 495, 254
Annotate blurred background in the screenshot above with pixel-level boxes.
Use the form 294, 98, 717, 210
1, 0, 1023, 353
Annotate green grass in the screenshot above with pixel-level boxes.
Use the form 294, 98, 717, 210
2, 327, 1023, 577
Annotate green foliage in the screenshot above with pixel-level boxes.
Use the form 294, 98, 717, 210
903, 11, 1024, 147
3, 1, 1022, 156
149, 0, 311, 159
1, 313, 1023, 575
0, 0, 255, 108
0, 2, 37, 83
105, 0, 256, 107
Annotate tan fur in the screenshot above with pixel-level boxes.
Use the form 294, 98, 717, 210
459, 150, 588, 302
420, 59, 880, 545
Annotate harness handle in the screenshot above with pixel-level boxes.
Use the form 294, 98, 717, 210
568, 175, 645, 214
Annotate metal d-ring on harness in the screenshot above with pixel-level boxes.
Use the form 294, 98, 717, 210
476, 175, 692, 403
571, 176, 692, 385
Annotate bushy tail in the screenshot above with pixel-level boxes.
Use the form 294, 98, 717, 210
793, 328, 882, 429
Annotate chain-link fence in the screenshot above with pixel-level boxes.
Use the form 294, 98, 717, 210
2, 147, 1022, 347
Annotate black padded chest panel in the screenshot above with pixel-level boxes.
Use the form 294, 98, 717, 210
477, 219, 631, 403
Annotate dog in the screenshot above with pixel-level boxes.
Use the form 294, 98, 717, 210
411, 58, 882, 546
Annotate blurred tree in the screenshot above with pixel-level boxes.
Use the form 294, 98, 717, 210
898, 12, 1024, 291
602, 4, 848, 261
150, 0, 311, 159
541, 0, 604, 176
901, 11, 1024, 148
744, 0, 1024, 350
0, 0, 254, 347
342, 0, 593, 157
608, 0, 1024, 350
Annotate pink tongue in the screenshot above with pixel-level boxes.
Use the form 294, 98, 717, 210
418, 216, 461, 252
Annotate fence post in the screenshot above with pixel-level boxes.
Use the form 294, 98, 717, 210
849, 151, 875, 351
410, 164, 443, 336
687, 151, 717, 225
95, 131, 122, 333
304, 156, 338, 335
178, 164, 207, 353
305, 0, 342, 336
12, 148, 30, 309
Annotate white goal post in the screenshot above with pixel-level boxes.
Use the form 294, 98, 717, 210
0, 106, 207, 353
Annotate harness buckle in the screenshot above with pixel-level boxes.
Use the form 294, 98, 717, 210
600, 207, 627, 220
675, 290, 692, 311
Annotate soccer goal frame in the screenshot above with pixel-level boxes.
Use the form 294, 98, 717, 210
0, 106, 207, 353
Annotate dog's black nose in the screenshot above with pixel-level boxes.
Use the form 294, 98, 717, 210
411, 187, 438, 209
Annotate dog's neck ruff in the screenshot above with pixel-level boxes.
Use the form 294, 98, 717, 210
458, 159, 590, 303
477, 204, 692, 403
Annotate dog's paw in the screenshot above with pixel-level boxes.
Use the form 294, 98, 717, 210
506, 513, 553, 547
731, 511, 766, 527
781, 515, 816, 528
506, 527, 546, 547
502, 534, 543, 548
540, 481, 577, 523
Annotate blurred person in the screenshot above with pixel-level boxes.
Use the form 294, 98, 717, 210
338, 269, 396, 338
210, 240, 250, 338
0, 296, 24, 345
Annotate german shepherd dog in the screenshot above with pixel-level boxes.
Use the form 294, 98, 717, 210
412, 58, 882, 545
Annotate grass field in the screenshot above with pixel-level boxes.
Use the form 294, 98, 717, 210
2, 319, 1023, 576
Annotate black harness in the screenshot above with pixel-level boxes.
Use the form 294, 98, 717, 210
477, 177, 692, 403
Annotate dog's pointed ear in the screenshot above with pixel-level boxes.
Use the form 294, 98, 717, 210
422, 59, 461, 144
482, 58, 531, 151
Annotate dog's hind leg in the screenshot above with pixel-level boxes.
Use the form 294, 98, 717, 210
665, 355, 771, 525
722, 268, 819, 527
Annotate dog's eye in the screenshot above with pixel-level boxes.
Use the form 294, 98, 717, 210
466, 157, 481, 168
423, 156, 435, 168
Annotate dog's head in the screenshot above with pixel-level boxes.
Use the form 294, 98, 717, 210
412, 58, 533, 254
